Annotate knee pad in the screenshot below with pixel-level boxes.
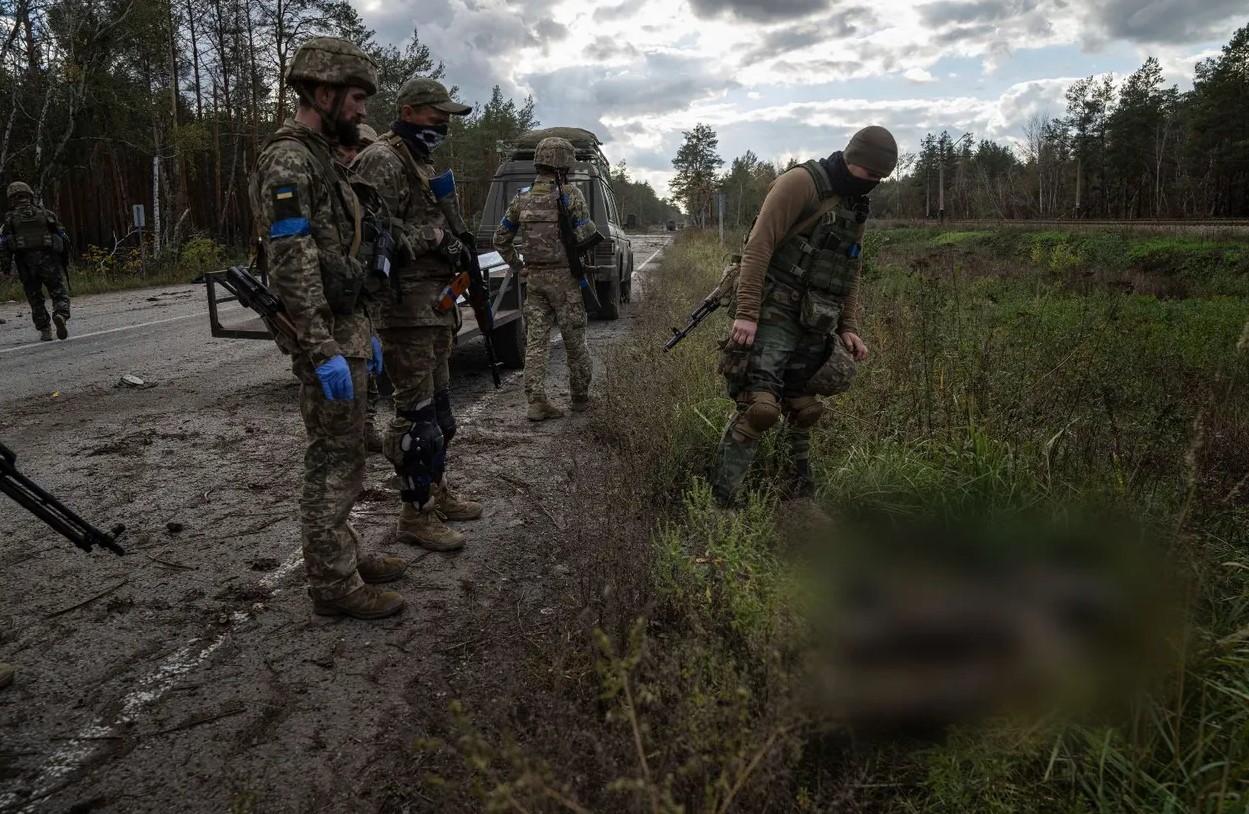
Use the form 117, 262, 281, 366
434, 389, 456, 445
734, 391, 781, 441
784, 396, 824, 429
396, 405, 445, 510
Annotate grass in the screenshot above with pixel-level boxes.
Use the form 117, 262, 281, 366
427, 224, 1249, 812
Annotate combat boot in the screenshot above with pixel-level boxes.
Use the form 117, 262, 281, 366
365, 423, 384, 455
52, 313, 68, 340
0, 662, 14, 690
570, 395, 592, 413
357, 553, 408, 584
436, 481, 483, 521
38, 327, 52, 341
527, 398, 565, 421
398, 503, 465, 551
313, 585, 405, 620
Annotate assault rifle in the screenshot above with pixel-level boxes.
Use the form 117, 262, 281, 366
664, 257, 741, 352
216, 265, 300, 345
552, 174, 603, 313
431, 171, 502, 389
1, 441, 125, 555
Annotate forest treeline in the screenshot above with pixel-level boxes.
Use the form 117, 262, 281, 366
0, 0, 674, 262
671, 22, 1249, 225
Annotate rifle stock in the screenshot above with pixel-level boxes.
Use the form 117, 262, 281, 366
0, 441, 125, 555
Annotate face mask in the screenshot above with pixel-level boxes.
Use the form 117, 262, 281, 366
395, 121, 449, 154
826, 151, 879, 197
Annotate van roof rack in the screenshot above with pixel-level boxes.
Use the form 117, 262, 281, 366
500, 127, 610, 173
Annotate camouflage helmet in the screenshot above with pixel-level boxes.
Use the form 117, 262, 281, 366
534, 137, 576, 170
357, 123, 379, 145
286, 37, 378, 95
7, 181, 33, 200
807, 339, 857, 396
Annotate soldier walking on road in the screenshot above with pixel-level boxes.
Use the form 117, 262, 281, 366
493, 137, 598, 421
1, 181, 72, 341
353, 76, 482, 552
710, 126, 897, 507
249, 36, 406, 620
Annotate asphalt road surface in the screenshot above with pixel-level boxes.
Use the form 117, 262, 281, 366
0, 234, 671, 813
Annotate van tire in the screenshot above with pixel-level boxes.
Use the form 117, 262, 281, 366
597, 273, 621, 321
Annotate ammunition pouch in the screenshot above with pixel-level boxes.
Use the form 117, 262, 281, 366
319, 253, 365, 316
799, 288, 843, 333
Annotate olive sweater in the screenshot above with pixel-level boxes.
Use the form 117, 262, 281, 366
734, 168, 861, 336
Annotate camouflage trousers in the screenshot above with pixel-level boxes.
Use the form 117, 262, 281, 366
377, 326, 456, 501
17, 254, 69, 331
523, 266, 591, 402
294, 355, 368, 601
711, 281, 837, 506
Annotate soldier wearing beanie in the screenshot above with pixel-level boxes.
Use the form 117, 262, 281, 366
710, 125, 898, 507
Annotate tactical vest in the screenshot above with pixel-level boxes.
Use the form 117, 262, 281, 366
514, 182, 565, 266
766, 160, 868, 299
262, 129, 365, 316
379, 133, 451, 280
9, 205, 54, 251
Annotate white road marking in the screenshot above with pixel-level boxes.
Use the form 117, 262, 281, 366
636, 245, 666, 272
0, 305, 242, 356
0, 550, 303, 812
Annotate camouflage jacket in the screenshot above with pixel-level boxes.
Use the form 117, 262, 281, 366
0, 205, 66, 272
352, 133, 455, 329
250, 118, 371, 363
493, 175, 596, 268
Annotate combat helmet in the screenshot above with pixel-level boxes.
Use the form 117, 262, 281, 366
7, 181, 33, 201
286, 36, 378, 95
534, 137, 576, 171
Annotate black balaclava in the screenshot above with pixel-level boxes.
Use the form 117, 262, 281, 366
822, 151, 879, 198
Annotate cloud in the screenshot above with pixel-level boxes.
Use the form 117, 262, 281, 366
904, 67, 937, 82
687, 0, 832, 23
1086, 0, 1246, 44
740, 7, 877, 64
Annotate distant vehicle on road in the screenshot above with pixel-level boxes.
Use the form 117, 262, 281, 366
476, 127, 634, 320
666, 220, 676, 232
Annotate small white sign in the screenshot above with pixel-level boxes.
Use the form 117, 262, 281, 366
132, 204, 146, 229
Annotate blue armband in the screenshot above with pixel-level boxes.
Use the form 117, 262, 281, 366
499, 217, 517, 233
270, 217, 311, 239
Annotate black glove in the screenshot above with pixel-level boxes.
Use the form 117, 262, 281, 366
439, 231, 472, 271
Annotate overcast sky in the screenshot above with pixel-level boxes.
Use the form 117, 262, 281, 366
354, 0, 1244, 197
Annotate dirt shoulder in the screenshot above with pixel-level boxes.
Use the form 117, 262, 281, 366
0, 235, 669, 813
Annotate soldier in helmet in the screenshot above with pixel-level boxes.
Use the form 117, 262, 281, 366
248, 36, 406, 620
710, 126, 897, 507
1, 181, 72, 341
493, 136, 598, 421
353, 76, 482, 553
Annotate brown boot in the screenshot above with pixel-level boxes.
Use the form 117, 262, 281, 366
436, 481, 483, 521
398, 503, 465, 551
313, 585, 405, 619
527, 398, 565, 421
53, 313, 68, 340
39, 327, 52, 341
570, 395, 592, 412
357, 554, 408, 584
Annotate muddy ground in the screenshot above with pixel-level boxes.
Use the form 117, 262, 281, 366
0, 234, 671, 813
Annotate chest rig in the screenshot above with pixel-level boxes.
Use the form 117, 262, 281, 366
767, 160, 869, 298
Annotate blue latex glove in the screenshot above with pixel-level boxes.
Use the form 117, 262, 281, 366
367, 336, 384, 376
315, 355, 354, 401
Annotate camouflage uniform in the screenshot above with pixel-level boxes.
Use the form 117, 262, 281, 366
1, 184, 70, 337
493, 170, 597, 406
353, 77, 478, 546
251, 114, 373, 601
711, 127, 896, 506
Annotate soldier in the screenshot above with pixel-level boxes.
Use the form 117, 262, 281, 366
1, 181, 71, 341
710, 126, 897, 507
353, 76, 482, 552
249, 36, 406, 620
493, 136, 598, 421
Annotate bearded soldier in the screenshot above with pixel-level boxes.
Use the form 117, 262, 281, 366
711, 126, 897, 507
1, 181, 71, 341
353, 77, 482, 552
492, 136, 598, 420
250, 36, 405, 620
